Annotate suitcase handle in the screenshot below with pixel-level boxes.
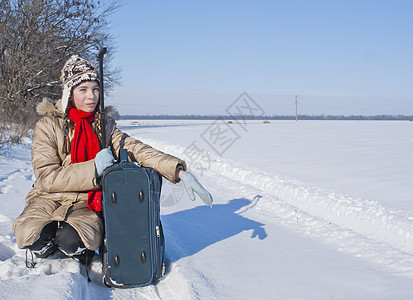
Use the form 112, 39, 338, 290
120, 149, 128, 162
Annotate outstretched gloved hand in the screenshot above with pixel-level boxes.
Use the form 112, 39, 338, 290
181, 172, 213, 207
94, 148, 115, 177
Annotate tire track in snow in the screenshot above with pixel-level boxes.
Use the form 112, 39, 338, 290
215, 163, 413, 254
209, 174, 413, 278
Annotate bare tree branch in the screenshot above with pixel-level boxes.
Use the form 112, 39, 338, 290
0, 0, 121, 145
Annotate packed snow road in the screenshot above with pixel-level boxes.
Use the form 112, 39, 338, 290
0, 120, 413, 299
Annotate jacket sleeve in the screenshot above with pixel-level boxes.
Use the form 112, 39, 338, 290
109, 126, 187, 183
32, 118, 99, 193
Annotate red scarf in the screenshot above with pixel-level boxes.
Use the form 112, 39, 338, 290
68, 105, 102, 212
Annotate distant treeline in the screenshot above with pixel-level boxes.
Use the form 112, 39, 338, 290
120, 114, 413, 121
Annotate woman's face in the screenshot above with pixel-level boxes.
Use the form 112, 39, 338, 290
71, 81, 100, 112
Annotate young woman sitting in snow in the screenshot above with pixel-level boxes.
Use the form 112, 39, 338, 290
12, 55, 212, 266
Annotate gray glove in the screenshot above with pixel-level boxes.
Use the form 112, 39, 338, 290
181, 172, 213, 207
94, 148, 115, 177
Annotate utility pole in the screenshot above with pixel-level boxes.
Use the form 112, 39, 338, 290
295, 95, 298, 122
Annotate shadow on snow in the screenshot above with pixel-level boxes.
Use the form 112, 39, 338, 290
162, 197, 267, 262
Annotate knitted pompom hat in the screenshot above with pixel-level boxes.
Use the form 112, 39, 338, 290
60, 55, 100, 113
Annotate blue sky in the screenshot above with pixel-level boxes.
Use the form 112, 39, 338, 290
104, 0, 413, 116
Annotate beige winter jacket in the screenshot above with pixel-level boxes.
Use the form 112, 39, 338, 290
12, 99, 186, 250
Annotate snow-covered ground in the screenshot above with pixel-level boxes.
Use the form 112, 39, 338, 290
1, 120, 413, 299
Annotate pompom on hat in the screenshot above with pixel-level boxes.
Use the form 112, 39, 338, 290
60, 55, 100, 113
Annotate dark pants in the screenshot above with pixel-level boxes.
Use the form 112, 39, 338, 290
28, 221, 94, 264
54, 222, 86, 255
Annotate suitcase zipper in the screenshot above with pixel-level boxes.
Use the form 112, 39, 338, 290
155, 225, 160, 238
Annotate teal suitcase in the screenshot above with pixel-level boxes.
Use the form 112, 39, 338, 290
101, 149, 164, 287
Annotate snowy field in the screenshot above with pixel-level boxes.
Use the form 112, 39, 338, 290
0, 119, 413, 299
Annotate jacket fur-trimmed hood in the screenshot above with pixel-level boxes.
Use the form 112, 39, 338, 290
36, 98, 63, 117
36, 98, 119, 119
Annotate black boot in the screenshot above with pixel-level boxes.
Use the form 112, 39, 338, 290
54, 222, 95, 265
28, 221, 58, 258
